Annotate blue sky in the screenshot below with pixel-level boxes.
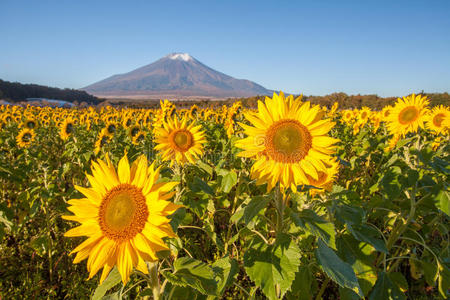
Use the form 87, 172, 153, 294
0, 0, 449, 97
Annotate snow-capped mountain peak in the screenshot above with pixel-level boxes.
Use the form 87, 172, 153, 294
167, 53, 193, 62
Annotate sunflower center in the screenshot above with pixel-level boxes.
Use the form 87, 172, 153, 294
398, 106, 419, 124
433, 113, 445, 127
27, 121, 35, 129
131, 127, 140, 137
171, 129, 194, 152
265, 119, 312, 163
99, 184, 148, 242
65, 123, 73, 134
22, 133, 32, 142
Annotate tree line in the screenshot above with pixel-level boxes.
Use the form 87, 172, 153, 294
0, 79, 101, 104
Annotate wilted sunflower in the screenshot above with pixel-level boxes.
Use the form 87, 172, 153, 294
60, 118, 75, 140
63, 154, 181, 284
426, 105, 449, 135
154, 116, 206, 166
386, 94, 429, 136
235, 92, 339, 192
16, 128, 36, 148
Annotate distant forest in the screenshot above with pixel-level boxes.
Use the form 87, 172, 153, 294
0, 79, 101, 104
1, 79, 448, 110
227, 92, 450, 110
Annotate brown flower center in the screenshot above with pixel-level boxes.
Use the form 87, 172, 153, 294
265, 119, 312, 163
98, 184, 148, 242
398, 106, 419, 124
433, 113, 445, 127
170, 129, 194, 152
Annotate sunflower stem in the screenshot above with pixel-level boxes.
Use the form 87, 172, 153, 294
148, 261, 160, 300
274, 185, 285, 238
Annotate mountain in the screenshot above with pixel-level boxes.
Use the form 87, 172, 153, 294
82, 53, 272, 99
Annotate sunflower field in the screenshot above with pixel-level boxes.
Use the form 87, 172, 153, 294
0, 93, 449, 299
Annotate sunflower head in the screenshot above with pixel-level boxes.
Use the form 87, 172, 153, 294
16, 128, 36, 148
132, 131, 146, 145
154, 116, 206, 166
60, 118, 75, 140
386, 94, 429, 136
306, 158, 340, 196
63, 154, 181, 284
235, 92, 339, 192
426, 105, 449, 135
24, 118, 38, 129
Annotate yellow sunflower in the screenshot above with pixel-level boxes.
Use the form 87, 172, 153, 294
16, 128, 36, 148
132, 131, 146, 145
60, 118, 75, 140
63, 154, 181, 284
94, 129, 112, 155
235, 92, 339, 192
154, 116, 206, 166
23, 117, 38, 129
426, 105, 449, 135
306, 158, 340, 196
386, 94, 429, 136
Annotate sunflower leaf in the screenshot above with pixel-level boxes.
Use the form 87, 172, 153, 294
244, 233, 301, 300
92, 267, 121, 300
161, 257, 218, 296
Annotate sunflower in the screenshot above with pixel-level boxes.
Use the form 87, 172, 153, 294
358, 107, 371, 124
16, 128, 36, 148
63, 154, 181, 284
341, 110, 354, 123
132, 131, 146, 145
386, 94, 429, 136
306, 158, 340, 196
426, 105, 449, 135
105, 121, 118, 135
235, 92, 339, 192
94, 129, 112, 155
154, 116, 206, 166
23, 117, 38, 129
60, 118, 75, 140
128, 125, 141, 139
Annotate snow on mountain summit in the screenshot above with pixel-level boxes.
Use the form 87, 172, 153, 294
167, 53, 193, 62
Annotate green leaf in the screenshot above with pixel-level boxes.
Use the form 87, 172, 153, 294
315, 239, 363, 298
230, 196, 270, 225
188, 177, 214, 195
290, 208, 336, 249
434, 190, 449, 216
221, 170, 238, 193
210, 256, 239, 298
337, 235, 377, 296
244, 233, 301, 300
288, 265, 315, 300
421, 260, 438, 286
368, 272, 406, 300
162, 257, 218, 296
92, 267, 122, 300
348, 224, 388, 254
388, 272, 408, 292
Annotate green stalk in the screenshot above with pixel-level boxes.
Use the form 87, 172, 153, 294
148, 262, 160, 300
274, 185, 285, 237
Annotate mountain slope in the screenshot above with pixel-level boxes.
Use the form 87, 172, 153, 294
82, 53, 272, 98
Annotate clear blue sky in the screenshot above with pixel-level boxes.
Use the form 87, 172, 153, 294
1, 0, 449, 97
